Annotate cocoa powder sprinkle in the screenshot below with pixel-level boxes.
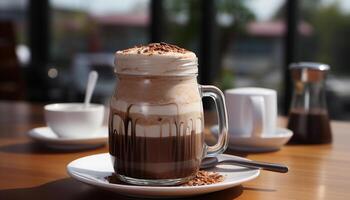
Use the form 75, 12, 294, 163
121, 42, 188, 55
182, 171, 224, 186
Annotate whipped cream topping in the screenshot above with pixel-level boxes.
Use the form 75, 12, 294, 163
115, 43, 198, 76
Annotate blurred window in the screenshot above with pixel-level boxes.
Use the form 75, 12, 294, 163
49, 0, 150, 102
1, 0, 349, 121
162, 0, 286, 112
299, 0, 350, 120
218, 0, 286, 113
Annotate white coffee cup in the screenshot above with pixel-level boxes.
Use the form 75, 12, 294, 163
225, 87, 277, 137
44, 103, 104, 138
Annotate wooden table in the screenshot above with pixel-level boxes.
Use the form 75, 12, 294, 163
0, 101, 349, 200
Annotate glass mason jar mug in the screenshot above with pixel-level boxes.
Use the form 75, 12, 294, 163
109, 44, 228, 186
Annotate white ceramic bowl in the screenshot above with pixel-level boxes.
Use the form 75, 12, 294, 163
44, 103, 104, 138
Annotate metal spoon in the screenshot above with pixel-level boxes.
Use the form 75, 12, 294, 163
200, 157, 288, 173
84, 71, 98, 108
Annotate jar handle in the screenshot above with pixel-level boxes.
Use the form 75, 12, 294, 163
199, 85, 229, 157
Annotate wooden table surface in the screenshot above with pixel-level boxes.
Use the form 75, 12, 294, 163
0, 101, 349, 200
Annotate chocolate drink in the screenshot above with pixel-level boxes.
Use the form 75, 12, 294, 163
109, 110, 204, 179
287, 110, 332, 144
109, 43, 205, 182
108, 75, 204, 180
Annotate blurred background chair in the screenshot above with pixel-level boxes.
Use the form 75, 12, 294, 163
0, 20, 25, 100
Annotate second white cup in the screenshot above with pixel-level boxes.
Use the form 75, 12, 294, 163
44, 103, 104, 138
225, 87, 277, 137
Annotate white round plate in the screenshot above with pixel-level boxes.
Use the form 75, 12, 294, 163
211, 126, 293, 152
67, 153, 260, 198
27, 126, 108, 150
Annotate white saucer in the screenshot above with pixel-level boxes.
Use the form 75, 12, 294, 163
27, 126, 108, 150
67, 153, 260, 198
211, 126, 293, 152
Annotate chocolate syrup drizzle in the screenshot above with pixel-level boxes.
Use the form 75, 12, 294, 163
109, 103, 204, 179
